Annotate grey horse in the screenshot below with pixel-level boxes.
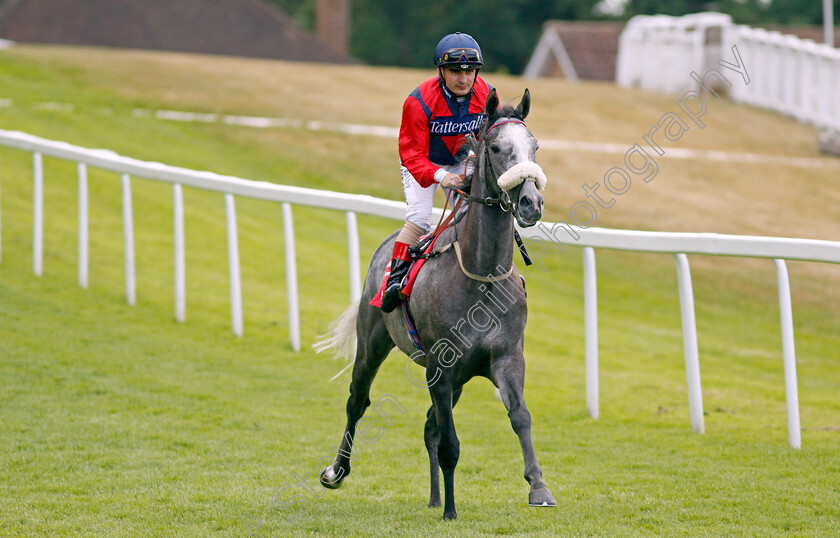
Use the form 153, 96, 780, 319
315, 88, 556, 520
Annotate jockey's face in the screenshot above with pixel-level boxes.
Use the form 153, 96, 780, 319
439, 67, 478, 97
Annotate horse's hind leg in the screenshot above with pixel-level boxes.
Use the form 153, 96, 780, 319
492, 357, 557, 507
320, 306, 394, 489
424, 386, 462, 509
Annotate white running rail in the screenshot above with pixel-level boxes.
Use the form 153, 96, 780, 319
3, 128, 839, 448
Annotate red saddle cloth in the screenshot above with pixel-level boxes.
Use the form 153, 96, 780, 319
369, 233, 444, 308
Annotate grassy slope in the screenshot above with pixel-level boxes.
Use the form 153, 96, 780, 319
0, 45, 838, 536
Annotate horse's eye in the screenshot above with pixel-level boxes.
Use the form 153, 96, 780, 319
490, 144, 500, 154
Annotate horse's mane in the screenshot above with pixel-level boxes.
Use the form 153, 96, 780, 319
483, 103, 523, 138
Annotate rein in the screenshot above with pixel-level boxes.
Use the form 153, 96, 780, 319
419, 127, 527, 282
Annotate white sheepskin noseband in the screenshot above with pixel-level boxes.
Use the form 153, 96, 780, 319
497, 161, 547, 192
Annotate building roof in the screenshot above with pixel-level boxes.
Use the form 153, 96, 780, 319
524, 19, 839, 82
0, 0, 356, 63
524, 21, 624, 81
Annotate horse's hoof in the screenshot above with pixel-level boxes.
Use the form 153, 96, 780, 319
319, 465, 345, 489
528, 487, 557, 507
428, 498, 442, 508
443, 510, 457, 520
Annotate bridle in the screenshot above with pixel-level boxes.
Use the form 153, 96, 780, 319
453, 118, 542, 214
432, 117, 543, 276
452, 118, 530, 213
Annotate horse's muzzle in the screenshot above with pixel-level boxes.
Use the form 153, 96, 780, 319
516, 187, 544, 227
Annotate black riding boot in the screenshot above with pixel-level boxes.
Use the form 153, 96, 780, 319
380, 258, 411, 313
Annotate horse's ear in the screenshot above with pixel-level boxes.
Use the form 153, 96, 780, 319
516, 88, 531, 120
485, 89, 499, 117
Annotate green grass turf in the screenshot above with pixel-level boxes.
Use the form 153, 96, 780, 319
1, 45, 838, 536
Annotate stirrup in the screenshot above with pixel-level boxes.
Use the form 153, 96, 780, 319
380, 284, 405, 313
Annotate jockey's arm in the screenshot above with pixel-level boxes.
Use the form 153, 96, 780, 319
398, 98, 439, 187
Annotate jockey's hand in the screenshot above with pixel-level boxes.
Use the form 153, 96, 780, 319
440, 173, 465, 189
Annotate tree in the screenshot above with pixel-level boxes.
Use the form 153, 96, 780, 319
764, 0, 840, 25
624, 0, 709, 17
623, 0, 840, 25
265, 0, 839, 73
349, 0, 600, 74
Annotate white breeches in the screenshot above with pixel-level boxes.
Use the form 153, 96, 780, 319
400, 161, 469, 233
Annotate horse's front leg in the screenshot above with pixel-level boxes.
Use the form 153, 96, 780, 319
427, 368, 460, 520
493, 357, 557, 507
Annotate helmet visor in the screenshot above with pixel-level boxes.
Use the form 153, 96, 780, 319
441, 48, 482, 66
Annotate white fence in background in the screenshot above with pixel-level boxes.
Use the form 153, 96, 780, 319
617, 12, 732, 94
725, 24, 840, 131
3, 129, 840, 448
617, 12, 840, 132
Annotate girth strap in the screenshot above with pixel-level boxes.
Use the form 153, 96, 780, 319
401, 301, 425, 353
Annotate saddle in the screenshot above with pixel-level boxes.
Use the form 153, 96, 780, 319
369, 192, 533, 310
368, 189, 532, 354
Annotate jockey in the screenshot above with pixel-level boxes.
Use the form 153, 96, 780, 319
379, 32, 495, 313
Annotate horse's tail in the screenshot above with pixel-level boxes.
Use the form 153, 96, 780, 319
312, 300, 359, 364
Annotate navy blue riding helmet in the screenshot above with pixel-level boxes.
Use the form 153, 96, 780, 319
434, 32, 484, 70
